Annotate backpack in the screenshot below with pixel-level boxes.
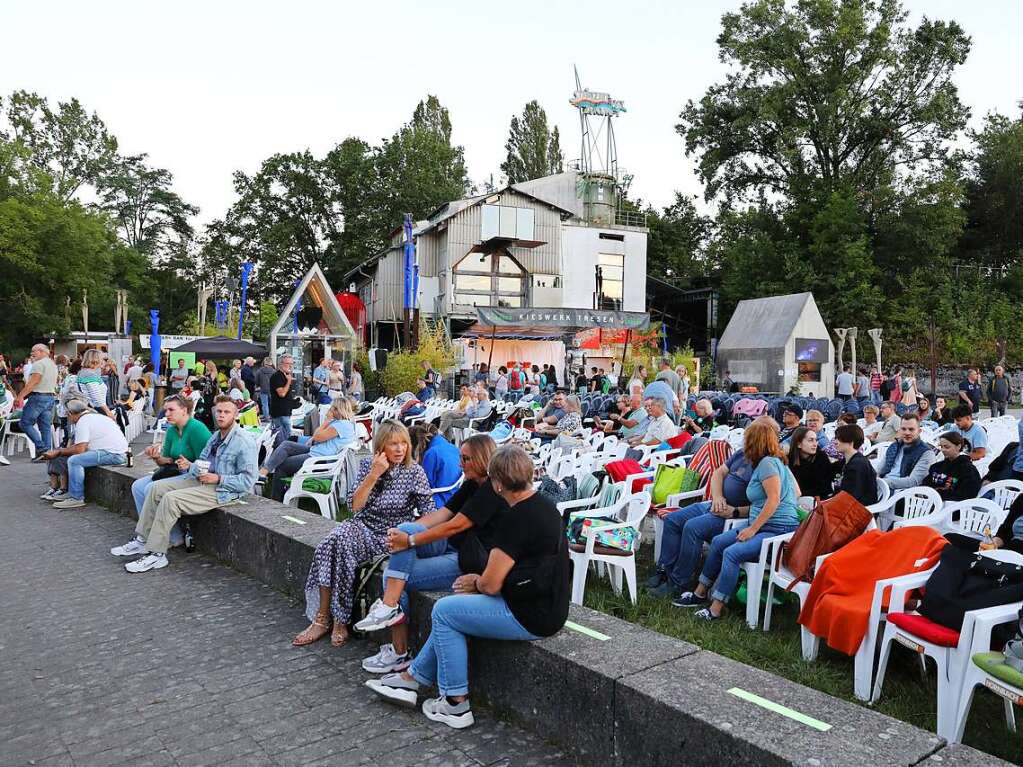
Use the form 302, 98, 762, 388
349, 553, 391, 636
781, 492, 872, 587
919, 545, 1023, 633
509, 369, 523, 389
539, 372, 548, 389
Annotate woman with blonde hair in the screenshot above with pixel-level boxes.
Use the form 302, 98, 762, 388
69, 349, 116, 419
674, 417, 801, 620
357, 435, 506, 674
294, 420, 434, 647
260, 397, 357, 501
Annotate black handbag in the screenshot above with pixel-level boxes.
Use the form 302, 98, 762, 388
919, 545, 1023, 631
151, 465, 182, 482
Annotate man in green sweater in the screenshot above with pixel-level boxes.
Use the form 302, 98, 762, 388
130, 395, 212, 546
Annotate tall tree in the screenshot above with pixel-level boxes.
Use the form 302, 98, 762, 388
677, 0, 970, 204
374, 96, 469, 229
644, 193, 714, 286
98, 153, 197, 259
4, 90, 118, 203
322, 137, 380, 280
501, 101, 564, 183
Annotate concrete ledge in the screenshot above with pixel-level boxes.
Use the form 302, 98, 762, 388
87, 465, 1013, 766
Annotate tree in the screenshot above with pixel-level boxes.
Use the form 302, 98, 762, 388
374, 96, 469, 230
677, 0, 970, 204
98, 153, 197, 258
644, 193, 714, 286
322, 137, 380, 280
500, 101, 564, 183
960, 108, 1023, 269
4, 90, 119, 203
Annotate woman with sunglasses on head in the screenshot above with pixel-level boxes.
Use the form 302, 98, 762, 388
356, 435, 504, 674
294, 420, 434, 648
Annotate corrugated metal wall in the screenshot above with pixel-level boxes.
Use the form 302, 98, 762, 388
375, 252, 404, 322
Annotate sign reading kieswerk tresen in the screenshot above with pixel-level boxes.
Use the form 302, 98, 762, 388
476, 307, 650, 331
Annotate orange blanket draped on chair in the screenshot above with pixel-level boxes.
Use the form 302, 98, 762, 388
797, 526, 948, 655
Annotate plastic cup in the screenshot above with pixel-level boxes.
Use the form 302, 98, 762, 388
195, 459, 211, 475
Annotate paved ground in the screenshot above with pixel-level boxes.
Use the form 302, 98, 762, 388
0, 454, 575, 767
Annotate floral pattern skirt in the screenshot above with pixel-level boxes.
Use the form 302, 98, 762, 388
304, 519, 386, 624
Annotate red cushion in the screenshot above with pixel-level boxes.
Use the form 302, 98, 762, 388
605, 459, 645, 483
887, 612, 961, 648
666, 432, 693, 450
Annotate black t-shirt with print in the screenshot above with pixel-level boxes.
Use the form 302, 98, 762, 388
491, 492, 570, 637
445, 478, 507, 549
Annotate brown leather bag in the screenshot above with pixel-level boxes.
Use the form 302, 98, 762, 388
781, 491, 872, 589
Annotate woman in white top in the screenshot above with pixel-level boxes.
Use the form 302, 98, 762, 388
900, 368, 920, 407
627, 365, 647, 398
677, 365, 691, 402
329, 361, 346, 399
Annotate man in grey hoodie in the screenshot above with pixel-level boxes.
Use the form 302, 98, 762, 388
254, 357, 276, 420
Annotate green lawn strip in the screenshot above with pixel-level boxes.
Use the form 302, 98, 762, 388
583, 558, 1023, 763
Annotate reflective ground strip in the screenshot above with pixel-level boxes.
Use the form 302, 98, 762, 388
563, 620, 610, 641
281, 515, 307, 525
727, 688, 832, 732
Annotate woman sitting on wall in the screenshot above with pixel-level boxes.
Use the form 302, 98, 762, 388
293, 420, 433, 648
356, 435, 505, 674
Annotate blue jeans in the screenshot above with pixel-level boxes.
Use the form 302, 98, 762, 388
383, 522, 461, 613
656, 502, 726, 588
271, 415, 292, 448
259, 393, 270, 419
409, 594, 538, 697
699, 521, 798, 604
68, 449, 126, 500
131, 474, 184, 546
19, 393, 55, 451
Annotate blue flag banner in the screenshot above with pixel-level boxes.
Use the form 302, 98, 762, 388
149, 309, 161, 376
403, 214, 415, 310
237, 262, 253, 340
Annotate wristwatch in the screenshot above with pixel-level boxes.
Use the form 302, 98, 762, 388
408, 534, 417, 548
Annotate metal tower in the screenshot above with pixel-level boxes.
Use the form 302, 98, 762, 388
570, 65, 626, 180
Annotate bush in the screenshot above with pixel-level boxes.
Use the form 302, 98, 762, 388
378, 322, 456, 396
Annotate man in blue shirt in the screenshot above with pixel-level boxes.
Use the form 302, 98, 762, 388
958, 369, 982, 415
949, 404, 988, 461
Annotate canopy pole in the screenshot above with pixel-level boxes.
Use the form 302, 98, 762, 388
620, 329, 632, 388
486, 325, 496, 374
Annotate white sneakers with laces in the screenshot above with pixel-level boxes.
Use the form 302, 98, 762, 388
124, 552, 168, 573
110, 537, 147, 557
354, 599, 405, 633
362, 643, 411, 674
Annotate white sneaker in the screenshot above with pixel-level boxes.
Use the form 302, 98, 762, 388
124, 552, 168, 573
354, 599, 405, 633
362, 643, 411, 674
0, 454, 9, 466
421, 695, 474, 729
364, 674, 419, 708
53, 497, 85, 509
48, 490, 68, 502
40, 489, 58, 500
111, 537, 147, 557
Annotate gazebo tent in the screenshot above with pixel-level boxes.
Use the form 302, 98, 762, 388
172, 335, 266, 358
716, 292, 834, 398
270, 264, 358, 360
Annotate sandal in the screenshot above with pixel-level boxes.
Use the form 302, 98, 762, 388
292, 615, 331, 647
331, 622, 350, 647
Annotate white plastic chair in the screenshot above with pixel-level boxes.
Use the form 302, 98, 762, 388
430, 474, 464, 505
894, 498, 1006, 539
0, 392, 37, 457
981, 479, 1023, 512
568, 491, 651, 605
282, 452, 349, 519
875, 549, 1023, 741
868, 486, 943, 531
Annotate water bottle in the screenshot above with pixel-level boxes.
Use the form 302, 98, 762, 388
980, 524, 995, 551
125, 450, 134, 468
183, 521, 195, 553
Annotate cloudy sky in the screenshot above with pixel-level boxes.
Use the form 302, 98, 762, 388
2, 1, 1019, 224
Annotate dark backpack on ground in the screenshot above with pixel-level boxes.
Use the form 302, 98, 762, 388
349, 553, 390, 636
919, 545, 1023, 635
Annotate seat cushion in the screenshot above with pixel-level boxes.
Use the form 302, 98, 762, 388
280, 476, 332, 494
568, 542, 634, 557
888, 612, 961, 647
973, 652, 1023, 691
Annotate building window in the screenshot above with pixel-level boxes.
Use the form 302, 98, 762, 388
453, 252, 527, 308
481, 204, 535, 241
596, 252, 624, 310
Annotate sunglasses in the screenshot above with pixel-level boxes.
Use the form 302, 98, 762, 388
459, 453, 472, 463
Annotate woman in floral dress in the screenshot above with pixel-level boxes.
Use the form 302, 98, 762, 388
294, 420, 434, 647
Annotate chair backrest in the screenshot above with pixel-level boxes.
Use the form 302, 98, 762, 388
876, 478, 891, 504
943, 498, 1006, 537
894, 486, 943, 520
619, 491, 652, 532
725, 428, 745, 450
981, 479, 1023, 511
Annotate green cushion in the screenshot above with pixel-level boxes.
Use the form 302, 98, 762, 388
973, 652, 1023, 690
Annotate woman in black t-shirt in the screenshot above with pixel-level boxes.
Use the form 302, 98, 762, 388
356, 435, 504, 674
366, 444, 570, 729
786, 427, 839, 499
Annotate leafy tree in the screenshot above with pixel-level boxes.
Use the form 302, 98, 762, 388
677, 0, 970, 204
374, 96, 469, 230
98, 153, 197, 258
322, 137, 379, 280
500, 101, 564, 183
3, 90, 118, 203
960, 109, 1023, 269
644, 193, 714, 286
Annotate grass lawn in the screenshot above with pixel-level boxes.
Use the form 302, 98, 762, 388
582, 552, 1023, 764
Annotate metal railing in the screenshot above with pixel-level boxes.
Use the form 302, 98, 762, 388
614, 208, 647, 228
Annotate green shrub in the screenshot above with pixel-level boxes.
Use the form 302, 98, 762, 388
378, 322, 456, 396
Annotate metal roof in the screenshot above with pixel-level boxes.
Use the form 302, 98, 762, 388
511, 171, 584, 218
717, 292, 818, 350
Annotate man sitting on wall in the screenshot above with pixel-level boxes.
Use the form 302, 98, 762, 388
110, 395, 258, 573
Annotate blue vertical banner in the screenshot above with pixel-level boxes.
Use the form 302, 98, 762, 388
292, 279, 302, 332
403, 214, 415, 310
149, 309, 161, 376
125, 319, 132, 337
237, 261, 253, 340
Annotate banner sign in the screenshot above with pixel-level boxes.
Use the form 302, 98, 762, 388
476, 307, 650, 331
140, 334, 200, 350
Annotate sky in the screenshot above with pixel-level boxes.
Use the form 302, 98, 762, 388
2, 0, 1020, 226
